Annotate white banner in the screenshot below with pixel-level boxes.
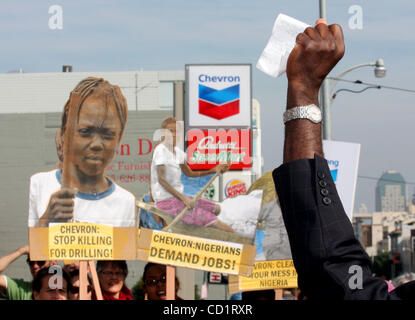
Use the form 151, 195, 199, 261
323, 140, 361, 220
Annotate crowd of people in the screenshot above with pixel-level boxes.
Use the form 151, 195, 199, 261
0, 245, 187, 300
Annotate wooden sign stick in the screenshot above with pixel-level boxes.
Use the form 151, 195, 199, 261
79, 261, 88, 300
275, 289, 283, 300
62, 94, 81, 192
62, 95, 104, 300
88, 260, 103, 300
166, 265, 175, 300
163, 171, 220, 231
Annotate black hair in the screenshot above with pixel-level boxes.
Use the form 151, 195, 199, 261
141, 263, 180, 291
69, 269, 93, 286
32, 266, 71, 295
142, 263, 162, 282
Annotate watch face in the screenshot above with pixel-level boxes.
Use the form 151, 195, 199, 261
309, 106, 322, 123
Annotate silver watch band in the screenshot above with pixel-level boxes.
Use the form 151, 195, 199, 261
283, 104, 322, 124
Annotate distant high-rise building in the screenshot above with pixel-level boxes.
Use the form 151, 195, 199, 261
376, 171, 407, 212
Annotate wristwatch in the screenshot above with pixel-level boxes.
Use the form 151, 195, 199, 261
283, 104, 322, 124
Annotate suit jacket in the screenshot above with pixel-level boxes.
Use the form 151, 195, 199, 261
273, 154, 415, 300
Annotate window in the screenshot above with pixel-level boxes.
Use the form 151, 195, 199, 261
159, 82, 174, 110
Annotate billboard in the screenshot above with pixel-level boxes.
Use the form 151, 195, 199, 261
186, 64, 251, 127
323, 140, 361, 220
186, 129, 251, 170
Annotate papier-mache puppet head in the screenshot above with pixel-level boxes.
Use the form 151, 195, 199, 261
59, 77, 128, 187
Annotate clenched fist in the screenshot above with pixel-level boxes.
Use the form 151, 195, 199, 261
287, 19, 345, 94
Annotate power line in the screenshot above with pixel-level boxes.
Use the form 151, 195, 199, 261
327, 77, 415, 94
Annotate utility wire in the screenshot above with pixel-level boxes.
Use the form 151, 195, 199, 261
327, 77, 415, 94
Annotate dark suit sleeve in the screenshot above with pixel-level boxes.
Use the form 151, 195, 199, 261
273, 154, 398, 300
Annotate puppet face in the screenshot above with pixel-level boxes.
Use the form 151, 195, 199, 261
71, 96, 121, 178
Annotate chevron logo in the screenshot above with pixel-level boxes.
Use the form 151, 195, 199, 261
198, 84, 240, 120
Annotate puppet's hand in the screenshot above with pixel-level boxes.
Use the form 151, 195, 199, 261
182, 196, 196, 210
215, 162, 231, 174
39, 188, 76, 226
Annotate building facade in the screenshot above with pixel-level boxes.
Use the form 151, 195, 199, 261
376, 171, 407, 212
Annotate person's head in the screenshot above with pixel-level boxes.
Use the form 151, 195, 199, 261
160, 117, 179, 147
142, 263, 179, 300
32, 266, 71, 300
26, 258, 57, 278
68, 269, 93, 300
97, 261, 128, 298
63, 261, 80, 274
60, 77, 128, 179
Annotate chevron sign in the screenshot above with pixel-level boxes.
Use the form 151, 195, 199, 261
198, 84, 240, 120
186, 65, 251, 127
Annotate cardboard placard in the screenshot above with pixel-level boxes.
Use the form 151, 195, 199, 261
228, 260, 298, 294
29, 223, 137, 260
137, 228, 256, 276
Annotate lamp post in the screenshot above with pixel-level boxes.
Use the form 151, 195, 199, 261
320, 58, 386, 140
318, 0, 387, 140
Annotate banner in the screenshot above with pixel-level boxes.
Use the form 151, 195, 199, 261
187, 129, 252, 170
322, 140, 361, 220
137, 228, 256, 276
228, 260, 298, 294
29, 223, 137, 260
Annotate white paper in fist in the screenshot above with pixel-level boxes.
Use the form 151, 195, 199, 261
256, 14, 309, 77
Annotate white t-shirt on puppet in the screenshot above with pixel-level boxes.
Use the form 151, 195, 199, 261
28, 169, 136, 227
151, 143, 186, 202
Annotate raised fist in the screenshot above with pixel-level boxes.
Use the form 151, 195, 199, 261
286, 19, 345, 92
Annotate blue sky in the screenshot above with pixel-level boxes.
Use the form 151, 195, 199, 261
1, 0, 415, 212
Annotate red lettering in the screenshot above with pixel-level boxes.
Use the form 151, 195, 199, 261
115, 144, 130, 156
120, 144, 130, 156
138, 139, 153, 156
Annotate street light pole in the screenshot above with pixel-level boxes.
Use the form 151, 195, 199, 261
318, 1, 386, 140
329, 59, 386, 100
319, 0, 332, 140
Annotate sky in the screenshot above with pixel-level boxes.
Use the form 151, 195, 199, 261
1, 0, 414, 212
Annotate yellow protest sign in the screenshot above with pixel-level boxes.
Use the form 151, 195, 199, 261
137, 228, 256, 276
48, 223, 113, 259
228, 260, 298, 294
29, 224, 137, 260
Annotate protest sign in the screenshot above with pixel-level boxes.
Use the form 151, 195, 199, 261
228, 260, 297, 294
137, 229, 256, 276
323, 140, 361, 220
29, 223, 137, 260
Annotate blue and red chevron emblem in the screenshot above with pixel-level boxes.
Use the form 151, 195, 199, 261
198, 84, 240, 120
